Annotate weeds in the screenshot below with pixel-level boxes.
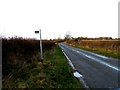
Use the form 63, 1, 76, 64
2, 37, 82, 88
2, 37, 55, 88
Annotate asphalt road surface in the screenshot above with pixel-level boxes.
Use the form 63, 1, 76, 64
59, 43, 119, 88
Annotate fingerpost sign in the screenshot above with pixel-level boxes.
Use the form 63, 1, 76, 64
35, 29, 43, 60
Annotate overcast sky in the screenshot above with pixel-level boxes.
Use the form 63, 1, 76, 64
0, 0, 119, 39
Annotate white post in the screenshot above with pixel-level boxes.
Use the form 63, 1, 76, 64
39, 29, 43, 59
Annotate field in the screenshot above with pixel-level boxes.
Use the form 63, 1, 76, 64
2, 38, 82, 88
66, 39, 120, 59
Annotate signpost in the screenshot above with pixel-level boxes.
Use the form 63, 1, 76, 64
35, 29, 43, 59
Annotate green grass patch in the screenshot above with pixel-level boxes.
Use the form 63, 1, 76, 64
43, 45, 83, 88
65, 43, 120, 59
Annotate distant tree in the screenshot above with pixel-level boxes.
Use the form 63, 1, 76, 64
64, 31, 72, 40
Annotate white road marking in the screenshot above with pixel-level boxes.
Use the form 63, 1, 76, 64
60, 46, 89, 89
71, 49, 119, 71
84, 54, 119, 71
62, 50, 76, 70
78, 48, 109, 59
90, 52, 109, 59
67, 44, 110, 59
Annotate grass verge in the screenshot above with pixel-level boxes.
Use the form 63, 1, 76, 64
3, 44, 83, 88
43, 45, 83, 88
65, 42, 120, 59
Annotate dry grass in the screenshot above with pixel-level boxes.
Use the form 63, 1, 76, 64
66, 39, 120, 59
2, 37, 55, 88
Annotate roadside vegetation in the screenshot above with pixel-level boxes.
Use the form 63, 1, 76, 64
2, 37, 82, 88
43, 45, 82, 88
65, 39, 120, 59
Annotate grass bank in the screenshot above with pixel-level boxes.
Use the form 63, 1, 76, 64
3, 38, 83, 88
65, 42, 120, 59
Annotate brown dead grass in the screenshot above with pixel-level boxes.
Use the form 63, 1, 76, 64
66, 39, 120, 59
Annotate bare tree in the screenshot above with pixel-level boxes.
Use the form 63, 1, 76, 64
64, 31, 72, 39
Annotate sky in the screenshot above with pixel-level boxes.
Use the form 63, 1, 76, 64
0, 0, 119, 39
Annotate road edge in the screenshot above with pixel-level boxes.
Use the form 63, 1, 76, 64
58, 44, 89, 89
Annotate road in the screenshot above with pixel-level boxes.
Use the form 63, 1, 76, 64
59, 43, 119, 88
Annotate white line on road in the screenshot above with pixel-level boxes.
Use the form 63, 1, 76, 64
60, 48, 89, 89
89, 52, 109, 59
62, 50, 76, 70
71, 49, 120, 71
77, 48, 109, 59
